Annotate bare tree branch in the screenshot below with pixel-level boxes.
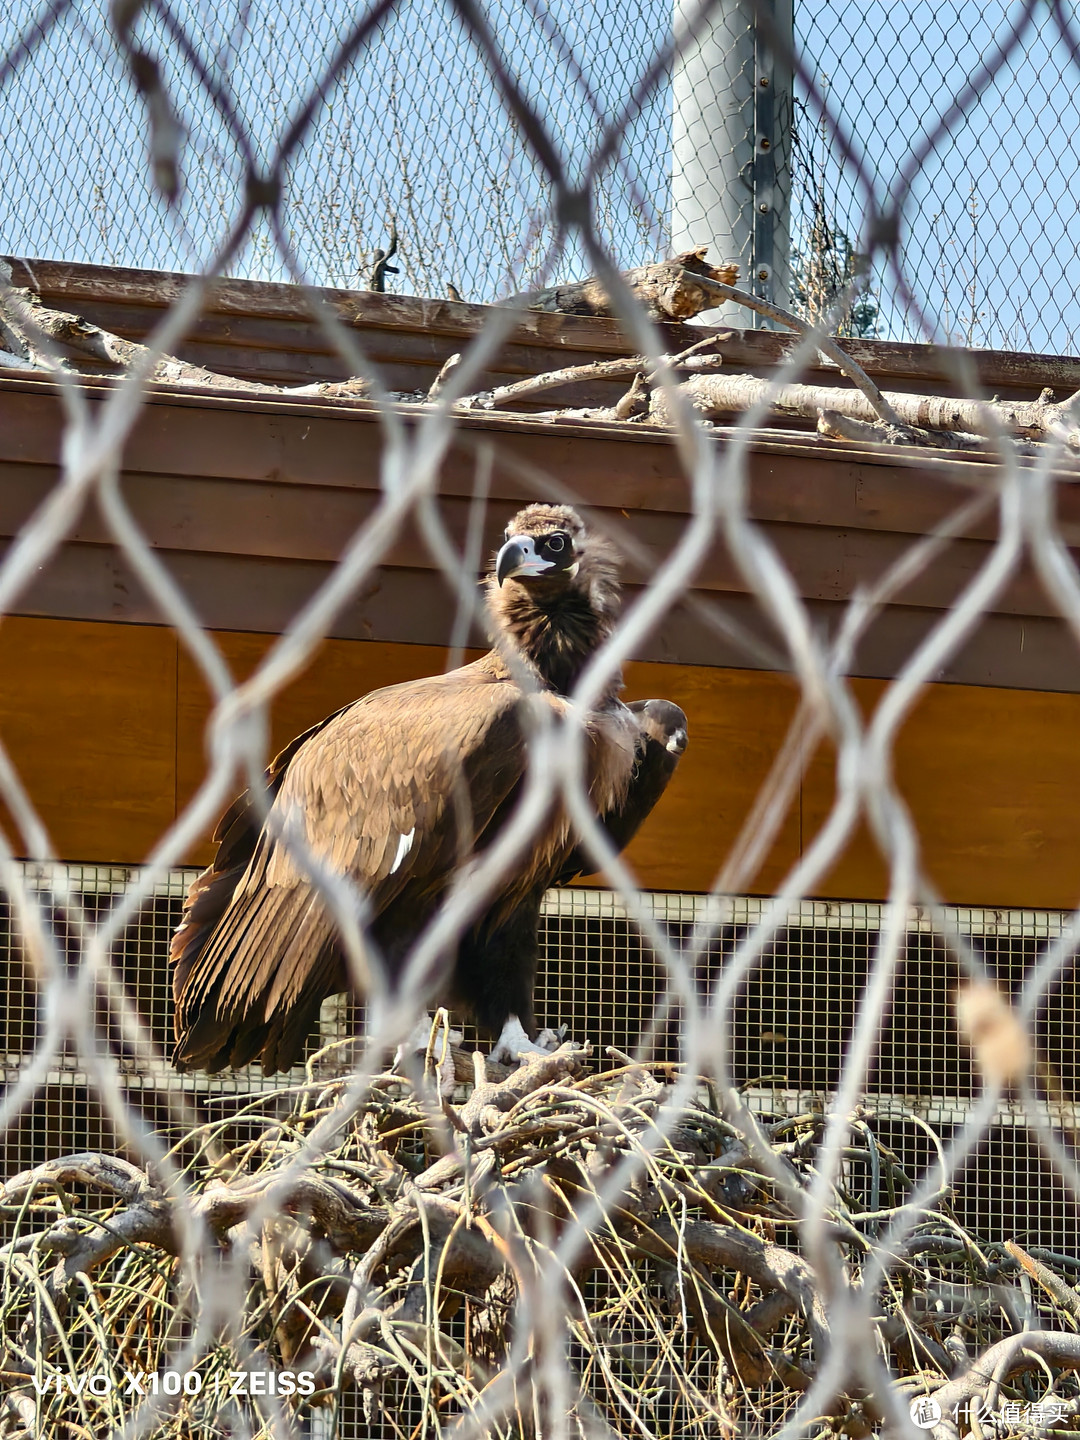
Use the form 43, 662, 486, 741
526, 247, 739, 321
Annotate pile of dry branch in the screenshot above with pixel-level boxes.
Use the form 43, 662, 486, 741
4, 252, 1079, 455
1, 1043, 1079, 1439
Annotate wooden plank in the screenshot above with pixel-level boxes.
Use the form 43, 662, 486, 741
803, 677, 1080, 909
9, 258, 698, 359
10, 372, 1080, 556
0, 466, 1060, 624
13, 257, 1080, 396
26, 296, 644, 394
9, 539, 1080, 693
0, 374, 1027, 536
0, 617, 176, 863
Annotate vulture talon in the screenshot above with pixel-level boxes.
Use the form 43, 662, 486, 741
490, 1015, 568, 1064
170, 504, 687, 1077
391, 1012, 462, 1073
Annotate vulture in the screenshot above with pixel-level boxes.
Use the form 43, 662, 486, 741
170, 503, 688, 1074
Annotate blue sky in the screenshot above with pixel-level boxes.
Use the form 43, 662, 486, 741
2, 0, 1079, 353
796, 0, 1080, 351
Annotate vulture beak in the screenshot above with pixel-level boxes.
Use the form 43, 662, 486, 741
496, 534, 556, 586
666, 725, 689, 756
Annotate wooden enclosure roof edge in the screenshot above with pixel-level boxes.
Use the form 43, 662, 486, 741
0, 376, 1079, 691
9, 255, 1080, 396
2, 263, 1080, 900
1, 257, 1080, 696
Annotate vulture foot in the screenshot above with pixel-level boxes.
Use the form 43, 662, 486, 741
535, 1024, 569, 1050
490, 1016, 569, 1065
392, 1011, 462, 1092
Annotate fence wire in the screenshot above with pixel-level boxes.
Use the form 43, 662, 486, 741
792, 0, 1080, 353
4, 1, 1080, 351
2, 2, 1080, 1439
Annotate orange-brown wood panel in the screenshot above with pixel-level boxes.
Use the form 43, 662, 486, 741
620, 661, 801, 892
803, 677, 1080, 909
10, 615, 1080, 909
0, 616, 177, 863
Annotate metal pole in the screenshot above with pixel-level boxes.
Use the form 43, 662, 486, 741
672, 0, 792, 326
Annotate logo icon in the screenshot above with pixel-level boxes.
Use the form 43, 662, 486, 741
910, 1397, 942, 1430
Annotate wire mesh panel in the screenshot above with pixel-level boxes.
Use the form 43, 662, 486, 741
790, 0, 1080, 352
3, 870, 1077, 1255
4, 2, 1080, 347
0, 0, 674, 298
7, 867, 1080, 1433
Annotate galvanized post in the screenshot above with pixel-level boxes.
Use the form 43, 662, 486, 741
672, 0, 792, 326
752, 0, 792, 317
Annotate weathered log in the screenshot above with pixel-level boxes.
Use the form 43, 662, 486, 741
527, 247, 739, 321
0, 284, 373, 398
652, 369, 1080, 446
816, 408, 983, 449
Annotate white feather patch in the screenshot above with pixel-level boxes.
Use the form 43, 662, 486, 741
389, 826, 416, 875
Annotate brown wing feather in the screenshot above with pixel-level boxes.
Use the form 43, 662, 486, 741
172, 663, 531, 1073
170, 706, 349, 1003
554, 699, 687, 884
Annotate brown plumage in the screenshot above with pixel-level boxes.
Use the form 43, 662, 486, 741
170, 503, 687, 1074
554, 698, 688, 885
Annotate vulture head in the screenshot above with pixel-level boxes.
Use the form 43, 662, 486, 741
634, 698, 689, 757
488, 503, 621, 697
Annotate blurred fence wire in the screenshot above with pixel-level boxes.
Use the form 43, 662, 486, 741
3, 0, 1080, 350
3, 1, 1080, 1438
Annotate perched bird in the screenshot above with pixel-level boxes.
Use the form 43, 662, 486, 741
555, 698, 687, 885
171, 503, 687, 1075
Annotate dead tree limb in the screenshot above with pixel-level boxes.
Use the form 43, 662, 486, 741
632, 1217, 833, 1356
457, 332, 729, 412
1004, 1238, 1080, 1322
368, 222, 399, 293
651, 368, 1080, 447
5, 1062, 1080, 1440
0, 284, 374, 398
928, 1331, 1080, 1437
688, 271, 904, 428
527, 247, 738, 321
0, 1151, 152, 1208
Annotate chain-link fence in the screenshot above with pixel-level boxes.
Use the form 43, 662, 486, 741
5, 0, 1080, 1438
4, 1, 1080, 352
2, 0, 676, 301
793, 0, 1080, 354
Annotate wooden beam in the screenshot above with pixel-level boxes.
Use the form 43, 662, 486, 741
0, 617, 176, 863
1, 616, 1079, 911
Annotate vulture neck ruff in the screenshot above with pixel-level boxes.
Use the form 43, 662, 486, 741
487, 549, 621, 700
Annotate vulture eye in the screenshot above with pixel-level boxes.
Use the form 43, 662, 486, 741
546, 533, 566, 553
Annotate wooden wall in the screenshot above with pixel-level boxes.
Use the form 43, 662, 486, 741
3, 614, 1079, 910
